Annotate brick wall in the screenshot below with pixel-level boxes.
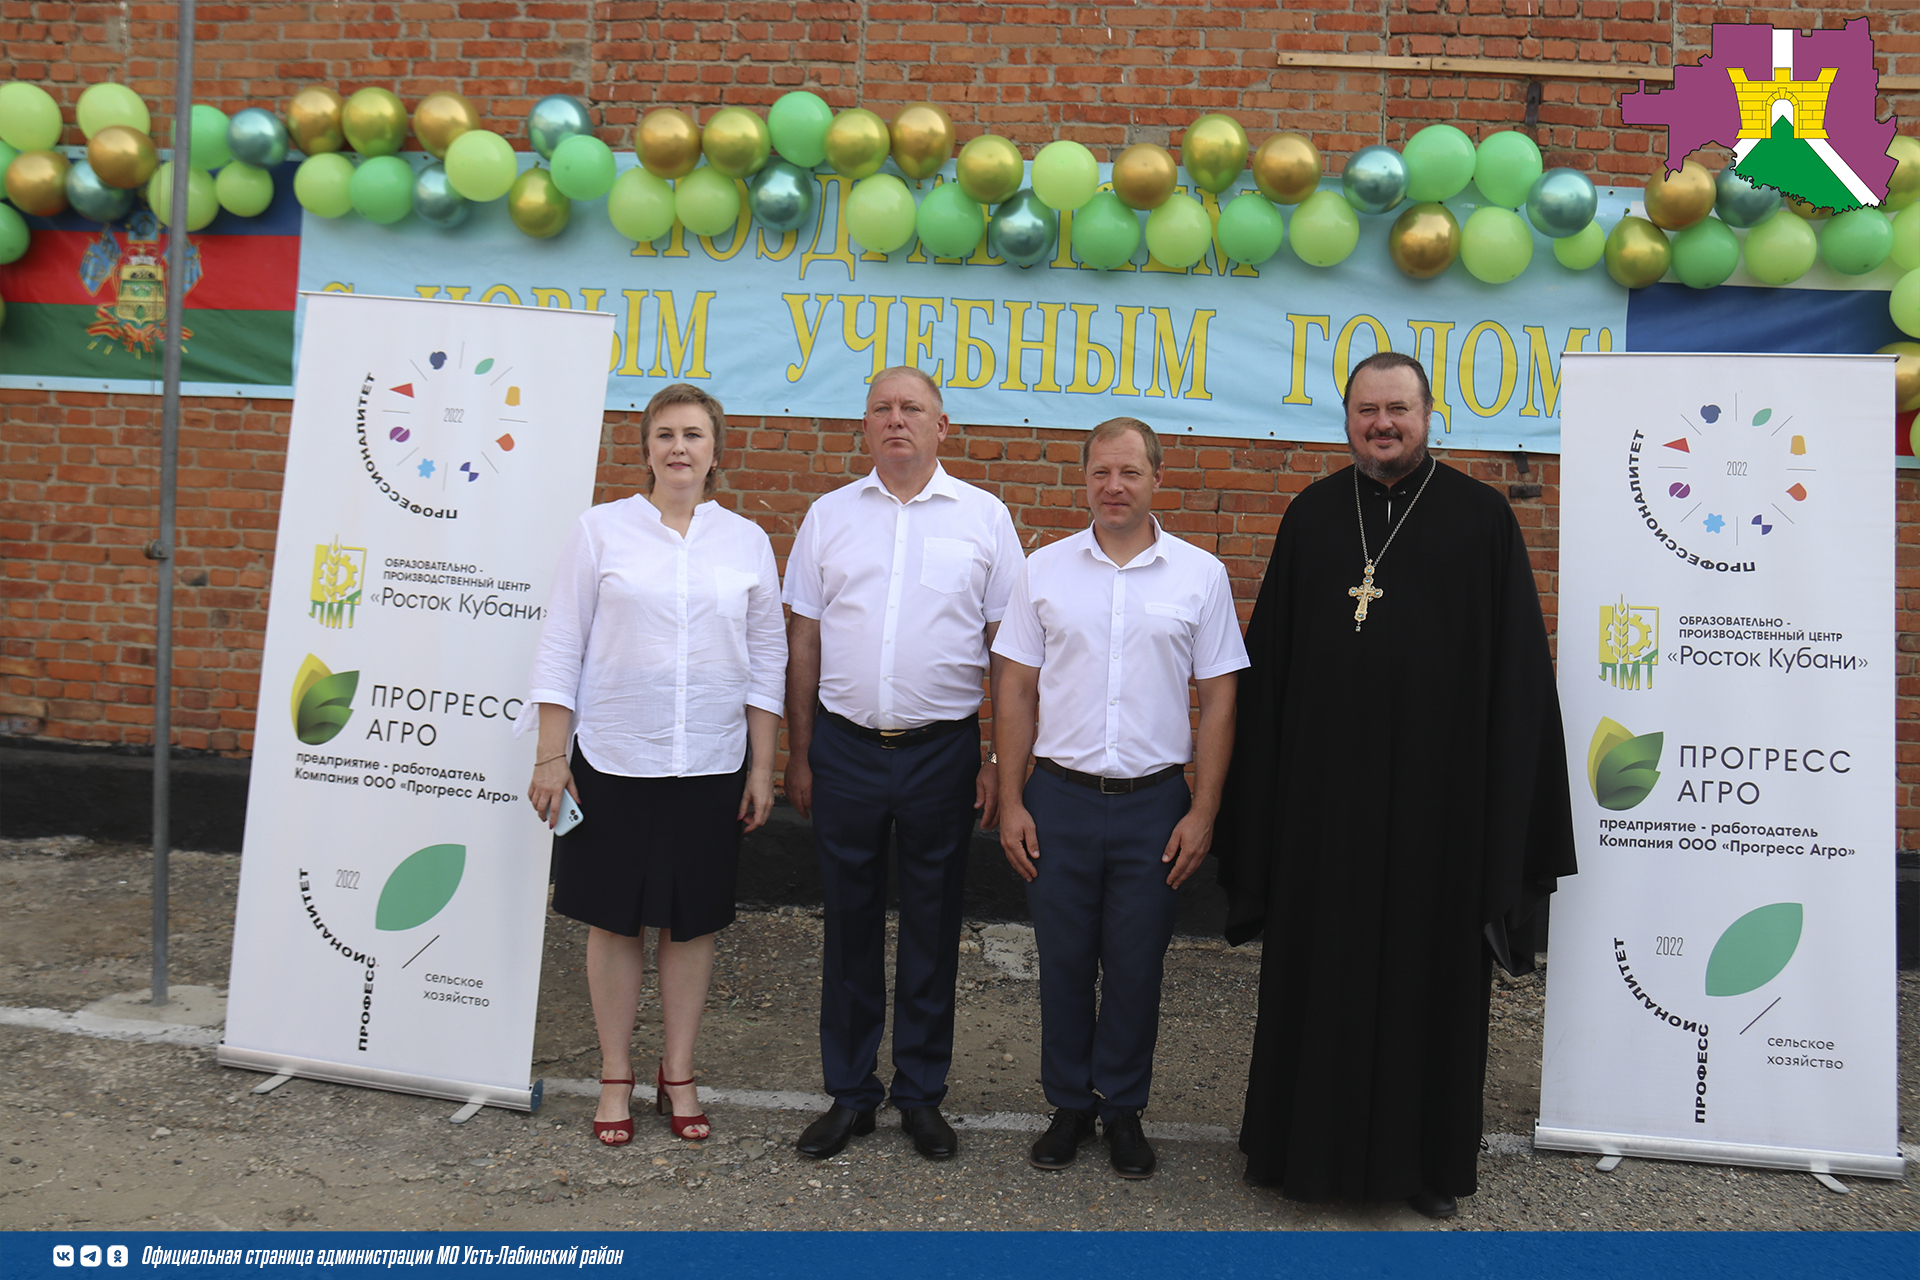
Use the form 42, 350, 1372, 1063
3, 1, 1919, 843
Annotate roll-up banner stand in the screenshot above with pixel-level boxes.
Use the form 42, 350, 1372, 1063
1540, 351, 1904, 1178
220, 293, 613, 1112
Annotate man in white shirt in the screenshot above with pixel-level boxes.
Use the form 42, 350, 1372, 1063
993, 417, 1248, 1179
784, 366, 1024, 1162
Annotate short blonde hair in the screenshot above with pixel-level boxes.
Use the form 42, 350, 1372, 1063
1082, 416, 1162, 470
867, 365, 944, 410
640, 383, 726, 497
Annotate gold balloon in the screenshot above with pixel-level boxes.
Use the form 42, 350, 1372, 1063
413, 91, 479, 160
507, 166, 570, 239
824, 108, 891, 180
1783, 195, 1832, 220
343, 86, 408, 156
955, 134, 1023, 205
637, 108, 701, 180
889, 102, 956, 181
1387, 202, 1461, 279
1642, 158, 1716, 230
702, 106, 771, 178
1604, 215, 1672, 289
1112, 143, 1178, 211
1880, 341, 1920, 412
4, 150, 70, 217
286, 85, 345, 155
1181, 113, 1249, 194
87, 124, 158, 189
1251, 132, 1322, 204
1884, 135, 1920, 211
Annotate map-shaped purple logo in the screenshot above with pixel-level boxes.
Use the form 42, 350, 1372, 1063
1621, 19, 1896, 211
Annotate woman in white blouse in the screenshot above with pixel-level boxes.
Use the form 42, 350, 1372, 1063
522, 383, 785, 1146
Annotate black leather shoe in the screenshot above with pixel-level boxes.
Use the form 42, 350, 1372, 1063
899, 1105, 958, 1160
1407, 1190, 1459, 1220
1103, 1110, 1156, 1179
1028, 1107, 1097, 1170
794, 1103, 875, 1159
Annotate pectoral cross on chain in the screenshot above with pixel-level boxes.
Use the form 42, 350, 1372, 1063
1349, 560, 1382, 631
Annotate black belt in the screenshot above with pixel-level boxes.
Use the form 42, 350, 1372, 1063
1034, 756, 1184, 795
819, 705, 977, 749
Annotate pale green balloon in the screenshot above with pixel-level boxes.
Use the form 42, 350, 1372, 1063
1144, 192, 1211, 268
293, 152, 356, 218
1288, 189, 1360, 267
608, 167, 676, 242
1743, 209, 1818, 285
0, 202, 28, 265
1473, 130, 1543, 209
1890, 266, 1920, 338
675, 166, 743, 238
844, 173, 916, 253
1459, 206, 1533, 283
147, 160, 219, 230
1552, 220, 1605, 270
1031, 140, 1098, 212
1893, 203, 1920, 272
76, 82, 150, 139
1403, 124, 1476, 202
0, 82, 63, 151
444, 129, 518, 202
214, 160, 274, 217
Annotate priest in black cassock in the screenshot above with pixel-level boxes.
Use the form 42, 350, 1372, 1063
1214, 350, 1576, 1220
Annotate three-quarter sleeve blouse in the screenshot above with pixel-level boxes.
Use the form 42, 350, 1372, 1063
520, 495, 786, 777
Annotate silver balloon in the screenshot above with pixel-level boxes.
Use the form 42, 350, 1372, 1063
227, 107, 290, 168
1342, 144, 1408, 215
988, 188, 1058, 268
1525, 166, 1598, 239
66, 158, 135, 223
1714, 165, 1782, 229
413, 162, 471, 229
747, 160, 815, 233
527, 95, 593, 161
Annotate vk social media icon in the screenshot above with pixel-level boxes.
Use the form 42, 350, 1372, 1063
52, 1245, 75, 1267
80, 1246, 102, 1267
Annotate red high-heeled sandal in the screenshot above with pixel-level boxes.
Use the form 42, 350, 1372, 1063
591, 1077, 634, 1146
656, 1063, 709, 1140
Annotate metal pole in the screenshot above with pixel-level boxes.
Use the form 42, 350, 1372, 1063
151, 0, 197, 1008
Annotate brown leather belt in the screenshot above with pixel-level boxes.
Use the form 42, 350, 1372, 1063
1034, 755, 1184, 795
819, 705, 977, 750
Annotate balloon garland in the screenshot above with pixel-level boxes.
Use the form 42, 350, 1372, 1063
6, 75, 1920, 402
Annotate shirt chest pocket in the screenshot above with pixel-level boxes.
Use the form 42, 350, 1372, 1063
713, 566, 758, 621
1143, 600, 1197, 630
919, 537, 976, 595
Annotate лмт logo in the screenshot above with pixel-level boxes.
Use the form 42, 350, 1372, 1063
1599, 596, 1659, 690
1588, 717, 1665, 810
291, 653, 360, 745
310, 538, 367, 629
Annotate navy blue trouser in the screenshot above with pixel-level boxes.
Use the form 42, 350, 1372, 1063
1023, 766, 1188, 1118
809, 714, 978, 1112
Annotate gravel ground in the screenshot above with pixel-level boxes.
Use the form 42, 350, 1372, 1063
0, 836, 1913, 1233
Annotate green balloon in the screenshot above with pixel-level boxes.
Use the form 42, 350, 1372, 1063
845, 172, 916, 254
1288, 189, 1360, 267
0, 140, 17, 189
0, 82, 62, 151
550, 134, 616, 202
1403, 124, 1476, 202
1669, 217, 1740, 288
147, 161, 220, 230
76, 83, 150, 139
1892, 267, 1920, 338
1552, 220, 1605, 269
0, 201, 28, 264
1473, 130, 1543, 209
1070, 190, 1141, 270
1215, 191, 1285, 265
915, 181, 985, 258
1892, 204, 1920, 272
768, 91, 833, 169
175, 103, 231, 170
1819, 207, 1892, 275
444, 129, 518, 202
214, 160, 274, 217
1459, 206, 1533, 283
607, 166, 676, 242
350, 154, 414, 224
1743, 209, 1818, 285
1144, 193, 1211, 268
1031, 140, 1098, 212
293, 152, 356, 218
675, 166, 742, 238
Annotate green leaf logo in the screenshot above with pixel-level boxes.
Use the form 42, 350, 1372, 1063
1587, 717, 1663, 811
376, 843, 466, 931
1752, 408, 1772, 426
474, 357, 495, 374
1704, 902, 1802, 996
291, 653, 359, 745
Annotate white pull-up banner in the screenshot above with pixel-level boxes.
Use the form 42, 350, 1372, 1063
1540, 351, 1903, 1178
221, 292, 612, 1110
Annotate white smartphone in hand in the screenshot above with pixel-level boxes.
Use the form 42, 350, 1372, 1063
554, 793, 585, 836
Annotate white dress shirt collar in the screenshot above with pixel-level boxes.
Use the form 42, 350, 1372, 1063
1082, 517, 1169, 571
853, 461, 962, 507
